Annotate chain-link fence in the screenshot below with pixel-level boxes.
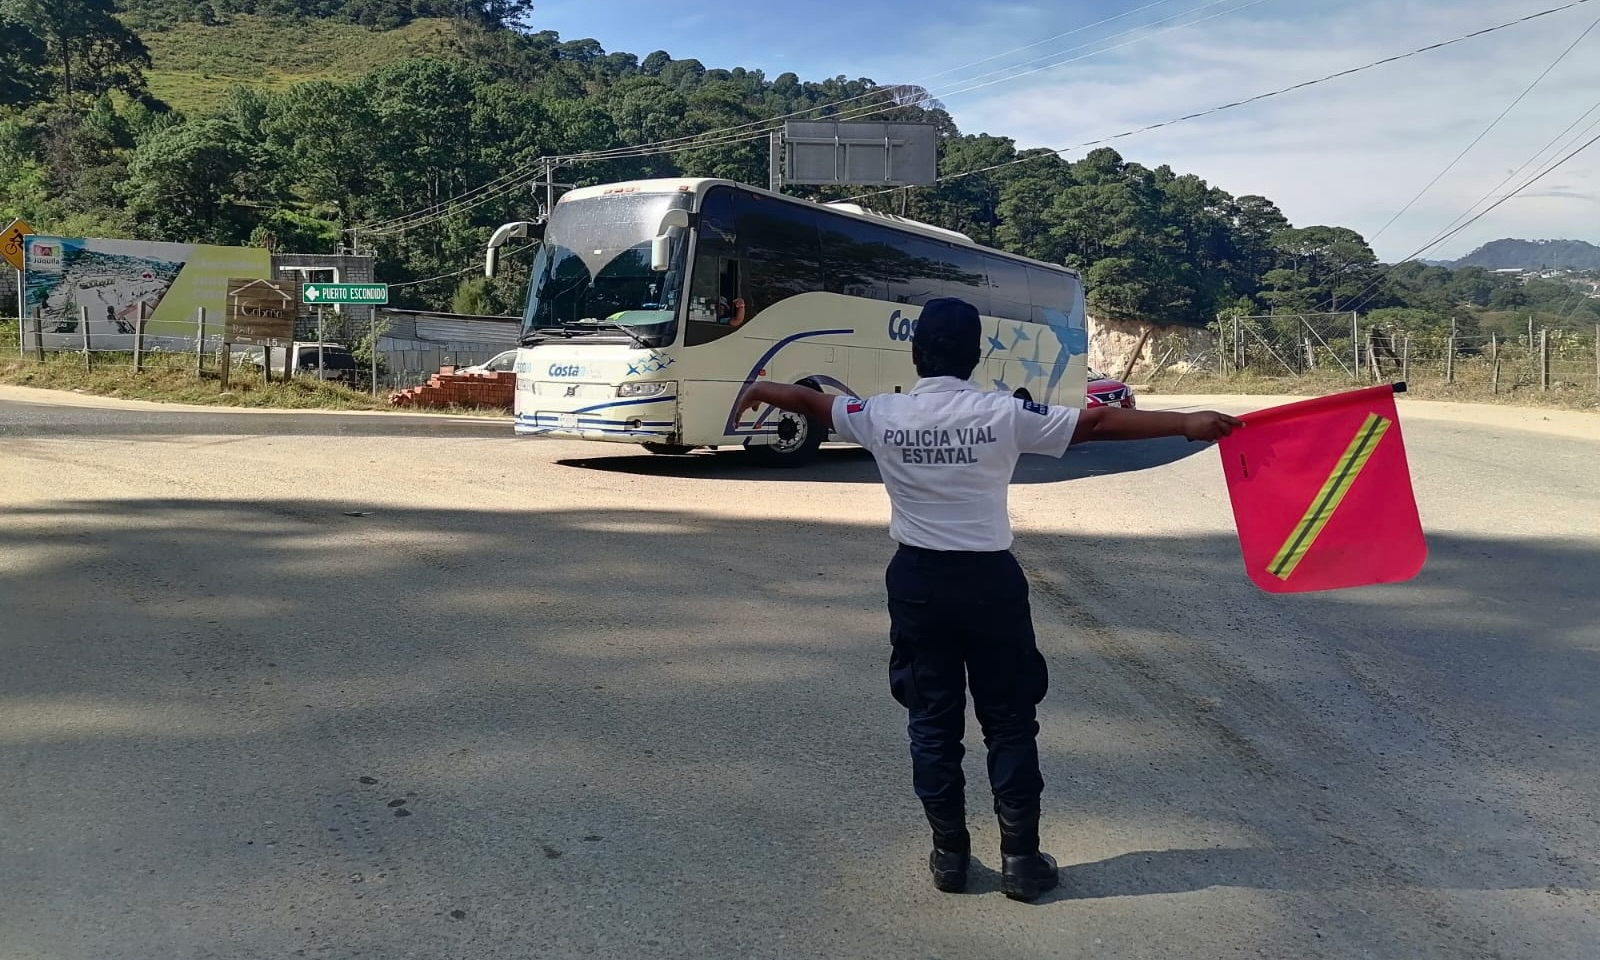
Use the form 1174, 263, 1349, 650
1140, 313, 1600, 404
3, 312, 516, 400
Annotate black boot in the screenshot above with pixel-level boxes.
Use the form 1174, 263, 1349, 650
924, 805, 971, 894
997, 803, 1058, 902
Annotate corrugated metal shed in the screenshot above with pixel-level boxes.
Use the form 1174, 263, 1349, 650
380, 309, 519, 346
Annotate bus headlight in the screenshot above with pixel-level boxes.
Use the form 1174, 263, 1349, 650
617, 381, 672, 398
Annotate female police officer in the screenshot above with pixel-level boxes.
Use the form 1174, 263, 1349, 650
738, 298, 1240, 901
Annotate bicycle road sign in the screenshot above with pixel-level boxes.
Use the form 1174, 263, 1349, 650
2, 219, 34, 271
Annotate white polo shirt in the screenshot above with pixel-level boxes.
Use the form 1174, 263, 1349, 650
830, 377, 1081, 552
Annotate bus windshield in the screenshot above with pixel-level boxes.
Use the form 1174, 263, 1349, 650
521, 191, 691, 347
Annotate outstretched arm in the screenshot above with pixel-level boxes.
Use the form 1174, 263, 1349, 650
1071, 406, 1241, 444
738, 382, 835, 430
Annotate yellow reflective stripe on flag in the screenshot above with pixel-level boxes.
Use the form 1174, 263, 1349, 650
1269, 412, 1392, 580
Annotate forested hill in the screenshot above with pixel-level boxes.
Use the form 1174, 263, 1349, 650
122, 0, 532, 31
1452, 239, 1600, 272
4, 0, 1598, 335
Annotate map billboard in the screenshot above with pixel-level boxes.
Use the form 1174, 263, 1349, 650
23, 236, 272, 349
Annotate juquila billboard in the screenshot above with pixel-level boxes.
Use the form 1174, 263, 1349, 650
23, 236, 272, 349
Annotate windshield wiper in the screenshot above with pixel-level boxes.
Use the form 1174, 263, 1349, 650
520, 328, 564, 346
568, 317, 653, 349
606, 320, 652, 349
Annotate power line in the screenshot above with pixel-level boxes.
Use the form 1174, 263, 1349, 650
1408, 102, 1600, 258
1409, 131, 1600, 271
1368, 9, 1600, 244
388, 243, 531, 289
363, 0, 1594, 243
1342, 97, 1600, 313
356, 0, 1257, 234
569, 0, 1234, 161
356, 0, 1220, 233
849, 0, 1600, 202
1344, 116, 1600, 314
880, 0, 1276, 105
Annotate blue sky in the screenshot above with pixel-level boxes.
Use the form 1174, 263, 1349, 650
531, 0, 1600, 262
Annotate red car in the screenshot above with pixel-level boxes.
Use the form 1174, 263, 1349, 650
1086, 369, 1136, 409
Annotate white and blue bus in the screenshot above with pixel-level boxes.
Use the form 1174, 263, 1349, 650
488, 178, 1088, 466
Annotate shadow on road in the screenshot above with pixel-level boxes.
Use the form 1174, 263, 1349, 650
0, 397, 512, 439
3, 499, 1597, 957
557, 436, 1212, 485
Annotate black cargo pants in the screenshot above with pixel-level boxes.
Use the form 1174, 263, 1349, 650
885, 544, 1049, 818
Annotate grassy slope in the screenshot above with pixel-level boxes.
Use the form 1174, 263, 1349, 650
141, 15, 463, 114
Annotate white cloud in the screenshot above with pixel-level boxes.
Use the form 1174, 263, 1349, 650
870, 0, 1600, 261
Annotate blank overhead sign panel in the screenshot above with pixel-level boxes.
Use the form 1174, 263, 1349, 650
781, 121, 937, 187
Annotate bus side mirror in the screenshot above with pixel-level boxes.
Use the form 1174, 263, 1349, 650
651, 209, 691, 273
485, 220, 543, 278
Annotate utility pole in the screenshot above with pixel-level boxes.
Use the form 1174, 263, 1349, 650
769, 131, 784, 193
545, 158, 556, 221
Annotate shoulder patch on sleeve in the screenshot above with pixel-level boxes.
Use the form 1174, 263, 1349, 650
845, 398, 866, 414
1022, 400, 1049, 415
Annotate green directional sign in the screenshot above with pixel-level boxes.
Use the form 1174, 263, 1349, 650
302, 282, 388, 305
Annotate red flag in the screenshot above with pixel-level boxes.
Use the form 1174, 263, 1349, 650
1219, 383, 1425, 594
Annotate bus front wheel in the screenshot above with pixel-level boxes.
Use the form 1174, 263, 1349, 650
746, 380, 825, 468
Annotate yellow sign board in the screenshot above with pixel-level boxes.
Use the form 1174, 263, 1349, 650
2, 218, 33, 271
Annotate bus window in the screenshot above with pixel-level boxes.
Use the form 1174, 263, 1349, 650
886, 234, 946, 307
942, 244, 991, 316
737, 191, 823, 320
817, 212, 892, 301
985, 254, 1033, 323
686, 187, 744, 346
1026, 266, 1076, 323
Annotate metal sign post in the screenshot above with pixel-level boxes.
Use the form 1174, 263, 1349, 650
370, 310, 379, 397
5, 218, 35, 355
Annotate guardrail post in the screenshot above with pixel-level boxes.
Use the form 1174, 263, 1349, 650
1540, 328, 1550, 391
1445, 318, 1456, 385
1350, 312, 1359, 380
195, 307, 206, 376
133, 302, 147, 373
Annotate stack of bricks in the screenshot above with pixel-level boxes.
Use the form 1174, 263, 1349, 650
388, 367, 516, 411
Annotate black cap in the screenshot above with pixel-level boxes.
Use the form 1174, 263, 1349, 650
912, 298, 982, 373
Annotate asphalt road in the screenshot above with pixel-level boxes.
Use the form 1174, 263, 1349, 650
3, 385, 1598, 960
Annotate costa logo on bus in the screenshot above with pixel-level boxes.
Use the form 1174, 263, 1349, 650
547, 364, 588, 378
887, 309, 918, 342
